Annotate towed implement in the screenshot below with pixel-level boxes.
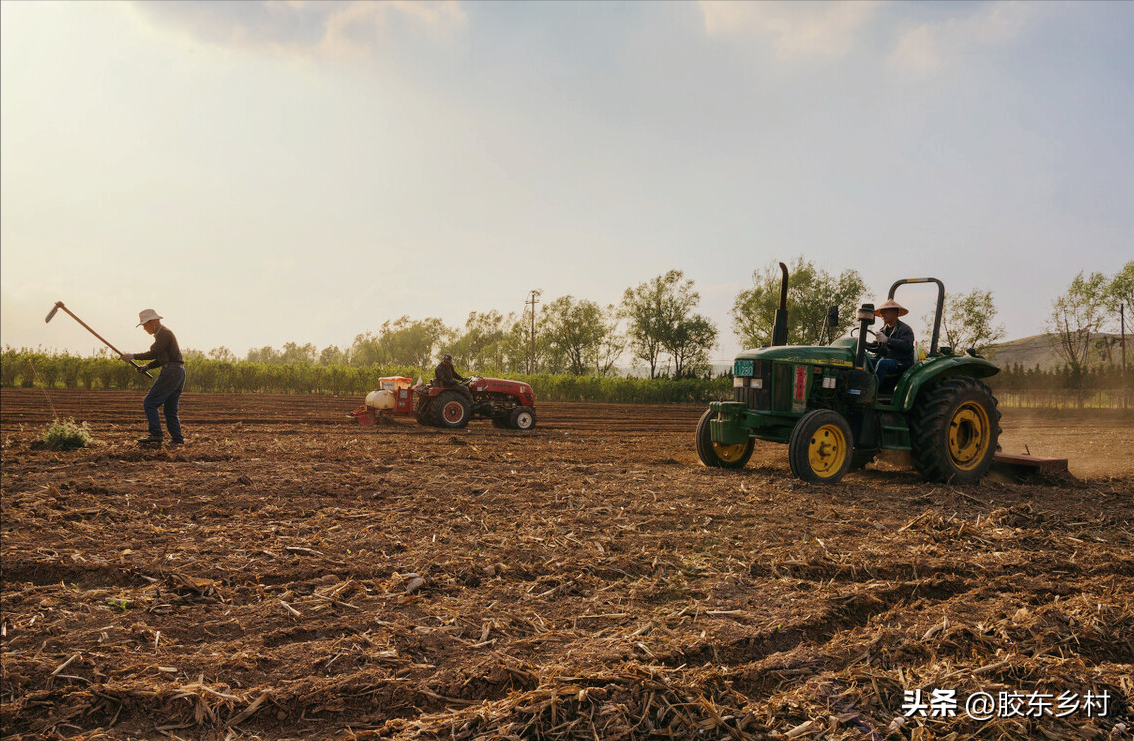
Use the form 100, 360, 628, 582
698, 263, 1002, 484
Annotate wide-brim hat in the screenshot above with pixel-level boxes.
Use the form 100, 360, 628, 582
137, 309, 162, 326
876, 300, 908, 317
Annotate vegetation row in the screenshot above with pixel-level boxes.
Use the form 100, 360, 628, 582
0, 349, 732, 404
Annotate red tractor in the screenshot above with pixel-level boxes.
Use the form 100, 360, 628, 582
414, 376, 537, 430
350, 376, 537, 431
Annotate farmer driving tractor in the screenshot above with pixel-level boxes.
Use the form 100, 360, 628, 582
868, 299, 916, 390
435, 354, 466, 388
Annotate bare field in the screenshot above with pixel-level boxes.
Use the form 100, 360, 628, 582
2, 389, 1132, 740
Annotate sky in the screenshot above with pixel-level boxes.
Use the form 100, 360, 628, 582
2, 0, 1131, 368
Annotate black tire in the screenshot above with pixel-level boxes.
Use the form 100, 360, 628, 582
695, 408, 754, 469
909, 377, 1000, 484
509, 406, 536, 430
432, 391, 471, 429
788, 409, 853, 484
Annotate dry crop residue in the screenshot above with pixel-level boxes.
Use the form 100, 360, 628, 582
2, 389, 1132, 740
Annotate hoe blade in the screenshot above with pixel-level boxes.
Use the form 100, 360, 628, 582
45, 302, 62, 323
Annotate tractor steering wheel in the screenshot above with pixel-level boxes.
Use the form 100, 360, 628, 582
850, 327, 877, 340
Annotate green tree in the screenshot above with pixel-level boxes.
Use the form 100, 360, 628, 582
1106, 261, 1134, 329
622, 271, 718, 379
667, 314, 718, 378
593, 304, 626, 377
924, 288, 1006, 353
209, 347, 237, 362
448, 311, 517, 372
1046, 271, 1110, 376
246, 346, 282, 364
731, 257, 867, 348
318, 345, 347, 366
280, 342, 317, 365
351, 316, 450, 368
539, 296, 615, 376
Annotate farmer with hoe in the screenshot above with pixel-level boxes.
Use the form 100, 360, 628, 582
120, 309, 185, 446
869, 299, 916, 389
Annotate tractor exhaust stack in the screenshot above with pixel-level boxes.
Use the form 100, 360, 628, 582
771, 262, 789, 347
853, 303, 875, 370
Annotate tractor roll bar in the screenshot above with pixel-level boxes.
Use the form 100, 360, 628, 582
888, 278, 945, 355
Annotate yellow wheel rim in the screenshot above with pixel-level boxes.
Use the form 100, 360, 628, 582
807, 424, 847, 478
713, 441, 749, 464
949, 401, 991, 470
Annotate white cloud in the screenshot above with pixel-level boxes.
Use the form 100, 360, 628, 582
699, 0, 881, 60
317, 0, 467, 61
890, 22, 944, 78
127, 0, 467, 61
888, 1, 1038, 80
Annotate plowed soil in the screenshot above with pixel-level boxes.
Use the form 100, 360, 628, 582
2, 389, 1132, 741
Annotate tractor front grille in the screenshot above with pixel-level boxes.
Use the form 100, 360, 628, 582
733, 359, 771, 410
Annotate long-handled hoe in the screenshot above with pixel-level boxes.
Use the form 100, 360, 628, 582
45, 301, 153, 378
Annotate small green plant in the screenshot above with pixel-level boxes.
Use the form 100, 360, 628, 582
42, 418, 93, 450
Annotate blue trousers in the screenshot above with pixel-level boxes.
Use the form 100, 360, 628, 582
874, 357, 908, 389
144, 364, 185, 441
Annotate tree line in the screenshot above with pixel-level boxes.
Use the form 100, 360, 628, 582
6, 259, 1128, 396
989, 362, 1129, 392
176, 257, 1020, 379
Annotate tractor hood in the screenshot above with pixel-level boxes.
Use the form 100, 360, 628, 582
468, 377, 536, 405
733, 338, 857, 374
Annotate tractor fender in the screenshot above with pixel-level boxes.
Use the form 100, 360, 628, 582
890, 355, 1000, 412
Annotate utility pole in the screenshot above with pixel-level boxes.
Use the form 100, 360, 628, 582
1122, 303, 1128, 409
527, 290, 541, 375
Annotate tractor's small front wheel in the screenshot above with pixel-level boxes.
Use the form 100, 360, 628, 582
510, 406, 536, 430
433, 391, 471, 429
695, 409, 754, 469
788, 409, 853, 483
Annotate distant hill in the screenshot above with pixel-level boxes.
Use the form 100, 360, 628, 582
983, 333, 1129, 371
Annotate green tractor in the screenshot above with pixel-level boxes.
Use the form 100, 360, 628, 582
697, 264, 1001, 484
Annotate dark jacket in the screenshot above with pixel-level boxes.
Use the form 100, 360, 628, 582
134, 325, 183, 371
435, 360, 466, 388
873, 319, 916, 367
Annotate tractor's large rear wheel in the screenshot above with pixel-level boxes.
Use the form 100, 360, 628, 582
909, 377, 1000, 484
695, 409, 754, 469
433, 391, 472, 429
788, 409, 853, 483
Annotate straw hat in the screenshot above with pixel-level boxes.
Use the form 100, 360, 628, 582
137, 309, 162, 326
876, 300, 908, 317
